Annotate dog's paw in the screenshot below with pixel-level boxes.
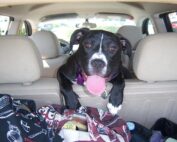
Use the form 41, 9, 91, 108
67, 101, 81, 110
107, 103, 122, 115
64, 91, 81, 110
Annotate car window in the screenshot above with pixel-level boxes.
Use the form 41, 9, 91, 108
142, 18, 155, 35
38, 16, 136, 42
147, 20, 155, 35
18, 22, 27, 36
18, 20, 32, 36
0, 15, 10, 35
168, 12, 177, 32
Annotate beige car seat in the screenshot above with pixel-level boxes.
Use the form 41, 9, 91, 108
0, 36, 62, 108
31, 31, 69, 77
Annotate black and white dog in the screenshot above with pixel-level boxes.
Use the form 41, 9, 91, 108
57, 28, 131, 115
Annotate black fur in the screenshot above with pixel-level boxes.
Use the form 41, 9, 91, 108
57, 29, 129, 111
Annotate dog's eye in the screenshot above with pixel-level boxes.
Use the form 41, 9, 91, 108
108, 46, 118, 54
84, 42, 92, 48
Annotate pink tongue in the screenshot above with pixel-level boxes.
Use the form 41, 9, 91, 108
86, 75, 106, 96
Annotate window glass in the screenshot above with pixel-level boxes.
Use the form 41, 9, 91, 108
147, 20, 155, 35
38, 16, 136, 42
168, 12, 177, 32
0, 15, 10, 35
18, 22, 27, 36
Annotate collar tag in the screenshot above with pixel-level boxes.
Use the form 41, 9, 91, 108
101, 90, 110, 99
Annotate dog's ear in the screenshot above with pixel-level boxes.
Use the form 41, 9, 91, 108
116, 33, 132, 58
70, 28, 90, 50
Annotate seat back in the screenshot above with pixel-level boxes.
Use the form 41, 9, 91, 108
118, 26, 144, 72
133, 33, 177, 81
0, 36, 61, 108
120, 33, 177, 128
118, 25, 144, 50
120, 79, 177, 128
31, 31, 68, 77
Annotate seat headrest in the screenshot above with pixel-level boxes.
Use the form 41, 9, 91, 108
118, 26, 144, 49
133, 33, 177, 82
0, 36, 42, 84
31, 31, 59, 59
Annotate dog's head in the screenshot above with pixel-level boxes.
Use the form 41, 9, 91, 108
71, 29, 123, 79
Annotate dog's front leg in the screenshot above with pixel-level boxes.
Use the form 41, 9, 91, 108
107, 73, 125, 115
57, 67, 81, 109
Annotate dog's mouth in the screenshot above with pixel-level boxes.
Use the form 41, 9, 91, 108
77, 69, 115, 97
80, 71, 106, 96
82, 71, 109, 81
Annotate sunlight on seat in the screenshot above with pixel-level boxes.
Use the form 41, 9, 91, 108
43, 60, 50, 68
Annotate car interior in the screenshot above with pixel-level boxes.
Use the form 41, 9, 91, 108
1, 0, 177, 141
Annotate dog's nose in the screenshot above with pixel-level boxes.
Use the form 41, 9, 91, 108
91, 59, 105, 68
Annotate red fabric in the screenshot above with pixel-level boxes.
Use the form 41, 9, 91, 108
38, 105, 131, 142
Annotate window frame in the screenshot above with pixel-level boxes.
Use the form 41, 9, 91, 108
24, 20, 32, 36
159, 12, 174, 32
18, 20, 32, 36
0, 15, 13, 35
142, 18, 149, 35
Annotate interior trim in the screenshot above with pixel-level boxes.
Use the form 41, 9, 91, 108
1, 0, 177, 6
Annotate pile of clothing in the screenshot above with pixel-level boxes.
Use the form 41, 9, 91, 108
1, 93, 177, 142
130, 118, 177, 142
0, 94, 131, 142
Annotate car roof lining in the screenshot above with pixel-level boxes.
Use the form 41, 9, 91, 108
0, 1, 177, 24
1, 0, 177, 6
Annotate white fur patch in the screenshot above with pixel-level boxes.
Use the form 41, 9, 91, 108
107, 103, 122, 115
88, 34, 108, 75
90, 52, 108, 65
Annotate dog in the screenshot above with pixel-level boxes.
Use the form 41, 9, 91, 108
57, 28, 130, 115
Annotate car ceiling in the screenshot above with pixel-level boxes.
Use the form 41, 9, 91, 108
1, 0, 177, 6
0, 1, 177, 23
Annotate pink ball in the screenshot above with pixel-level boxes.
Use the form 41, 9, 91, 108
86, 75, 106, 96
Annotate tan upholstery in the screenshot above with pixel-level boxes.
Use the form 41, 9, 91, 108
31, 31, 69, 77
0, 36, 61, 108
0, 36, 42, 84
123, 33, 177, 128
120, 80, 177, 128
133, 33, 177, 82
0, 78, 61, 108
42, 55, 68, 77
118, 26, 144, 50
118, 26, 144, 71
31, 31, 59, 59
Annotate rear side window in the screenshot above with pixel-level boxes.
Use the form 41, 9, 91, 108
142, 18, 155, 35
18, 20, 32, 36
147, 20, 155, 35
0, 15, 10, 35
38, 15, 136, 42
168, 12, 177, 32
18, 22, 27, 36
